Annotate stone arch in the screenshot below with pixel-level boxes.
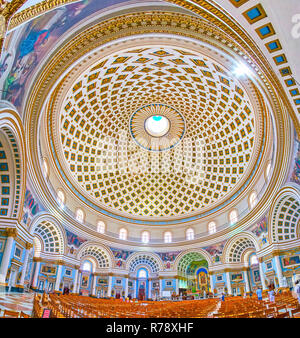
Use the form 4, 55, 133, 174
76, 242, 113, 269
174, 248, 213, 273
268, 185, 300, 244
80, 256, 98, 273
223, 231, 259, 264
29, 212, 67, 255
174, 249, 212, 276
0, 104, 26, 220
125, 252, 163, 274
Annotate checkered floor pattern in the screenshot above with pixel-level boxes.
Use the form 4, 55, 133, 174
0, 292, 34, 316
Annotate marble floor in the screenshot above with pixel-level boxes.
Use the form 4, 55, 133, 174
0, 292, 34, 316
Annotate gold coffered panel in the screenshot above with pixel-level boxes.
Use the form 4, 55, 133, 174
51, 45, 258, 218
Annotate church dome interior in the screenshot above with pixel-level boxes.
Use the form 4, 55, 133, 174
0, 0, 299, 320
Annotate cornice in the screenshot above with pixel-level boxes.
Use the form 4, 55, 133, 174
9, 0, 77, 30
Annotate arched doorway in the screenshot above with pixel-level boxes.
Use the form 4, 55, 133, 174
136, 268, 148, 301
177, 252, 210, 297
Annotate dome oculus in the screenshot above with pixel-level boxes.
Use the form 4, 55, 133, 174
145, 115, 170, 137
129, 103, 185, 152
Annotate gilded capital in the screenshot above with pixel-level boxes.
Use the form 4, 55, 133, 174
26, 242, 33, 250
5, 228, 18, 238
272, 250, 281, 257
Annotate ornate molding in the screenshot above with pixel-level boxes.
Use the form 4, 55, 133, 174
25, 242, 33, 250
9, 0, 77, 30
5, 228, 18, 238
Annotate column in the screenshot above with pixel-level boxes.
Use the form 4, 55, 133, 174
258, 258, 267, 290
92, 273, 97, 296
274, 254, 284, 288
107, 275, 112, 297
0, 228, 17, 284
243, 268, 250, 294
19, 243, 33, 288
148, 279, 152, 299
175, 277, 179, 295
32, 259, 41, 288
76, 271, 82, 293
209, 272, 214, 295
54, 263, 63, 291
159, 277, 163, 297
124, 277, 129, 298
133, 278, 137, 299
72, 266, 79, 294
225, 271, 232, 295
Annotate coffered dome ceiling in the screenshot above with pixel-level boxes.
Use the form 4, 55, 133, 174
48, 44, 264, 220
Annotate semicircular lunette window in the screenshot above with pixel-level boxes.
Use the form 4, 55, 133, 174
55, 46, 259, 218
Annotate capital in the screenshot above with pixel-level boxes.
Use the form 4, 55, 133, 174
26, 242, 33, 250
5, 228, 17, 238
272, 250, 281, 257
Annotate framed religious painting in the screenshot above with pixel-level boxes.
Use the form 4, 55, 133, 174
231, 273, 243, 282
65, 269, 72, 277
81, 275, 89, 288
41, 265, 57, 275
282, 255, 300, 268
14, 245, 22, 259
216, 274, 223, 282
265, 260, 273, 270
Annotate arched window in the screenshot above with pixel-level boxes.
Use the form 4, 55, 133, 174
119, 228, 127, 240
57, 189, 65, 207
141, 231, 150, 244
164, 231, 172, 243
42, 158, 48, 178
229, 209, 238, 225
33, 237, 42, 258
76, 208, 84, 223
82, 260, 92, 272
138, 269, 147, 278
97, 221, 105, 234
250, 255, 259, 266
249, 191, 257, 209
266, 162, 271, 180
208, 221, 216, 234
186, 228, 194, 240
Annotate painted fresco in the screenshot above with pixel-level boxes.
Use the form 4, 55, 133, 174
186, 260, 208, 275
0, 0, 129, 111
282, 255, 300, 268
249, 216, 268, 248
289, 137, 300, 185
66, 229, 87, 256
157, 251, 180, 270
22, 186, 44, 226
231, 273, 243, 282
203, 242, 225, 264
110, 248, 133, 268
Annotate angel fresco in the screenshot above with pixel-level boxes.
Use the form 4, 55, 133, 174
291, 140, 300, 185
0, 0, 91, 109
